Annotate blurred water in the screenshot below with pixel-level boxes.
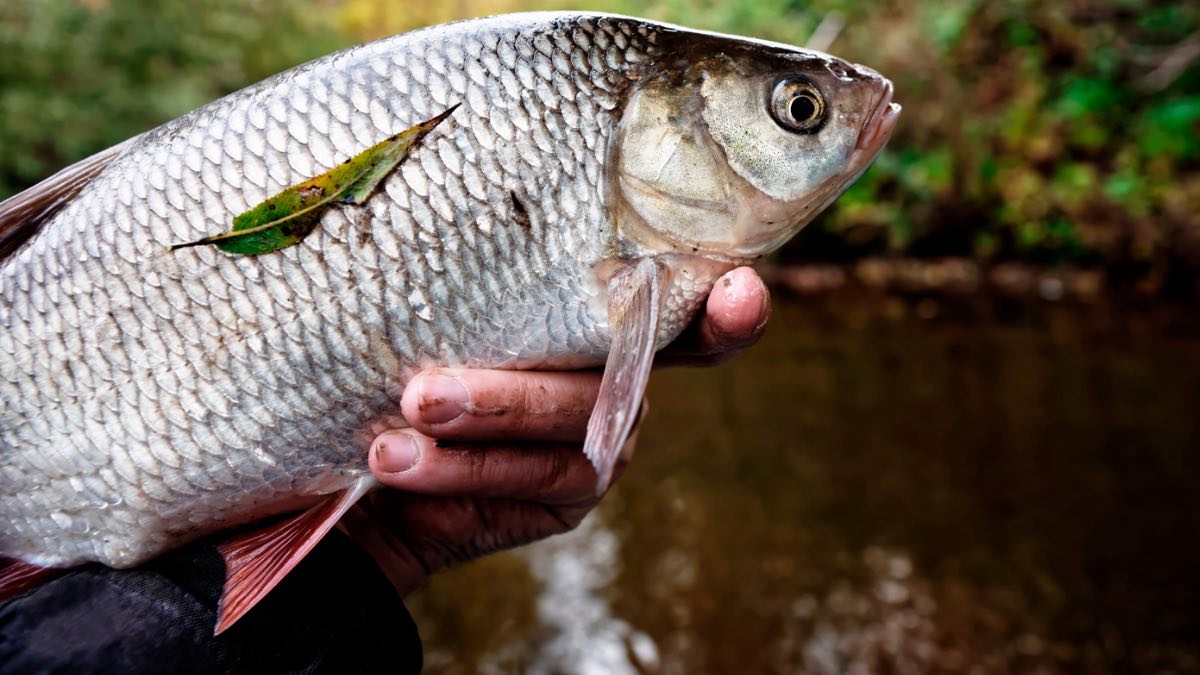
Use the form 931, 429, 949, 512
409, 293, 1200, 674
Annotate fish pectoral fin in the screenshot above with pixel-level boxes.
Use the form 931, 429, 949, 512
0, 557, 64, 601
214, 476, 375, 635
584, 257, 668, 495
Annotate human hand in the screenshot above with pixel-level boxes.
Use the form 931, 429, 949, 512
344, 266, 770, 594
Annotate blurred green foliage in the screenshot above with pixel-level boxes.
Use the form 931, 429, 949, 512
0, 0, 348, 199
2, 0, 1198, 280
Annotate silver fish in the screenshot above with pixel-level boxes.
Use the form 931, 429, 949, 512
0, 12, 899, 630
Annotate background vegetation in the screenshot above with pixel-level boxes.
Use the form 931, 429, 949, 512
2, 0, 1198, 290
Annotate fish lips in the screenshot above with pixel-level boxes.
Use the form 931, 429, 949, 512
854, 79, 901, 156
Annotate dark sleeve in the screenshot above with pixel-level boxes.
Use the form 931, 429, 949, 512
0, 531, 422, 675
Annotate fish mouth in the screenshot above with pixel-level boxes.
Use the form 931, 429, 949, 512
855, 79, 901, 154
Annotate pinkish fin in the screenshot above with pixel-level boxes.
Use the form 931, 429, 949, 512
0, 557, 65, 601
0, 139, 132, 259
584, 258, 668, 495
214, 477, 374, 634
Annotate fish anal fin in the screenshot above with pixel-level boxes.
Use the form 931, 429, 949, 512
584, 257, 668, 495
0, 139, 132, 259
0, 557, 64, 601
215, 477, 373, 635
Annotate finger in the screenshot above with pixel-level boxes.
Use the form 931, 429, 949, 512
388, 495, 581, 562
369, 429, 598, 506
658, 266, 771, 367
339, 502, 428, 596
344, 493, 580, 595
401, 368, 601, 442
705, 267, 771, 345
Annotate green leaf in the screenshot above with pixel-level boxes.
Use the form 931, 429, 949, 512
169, 104, 459, 255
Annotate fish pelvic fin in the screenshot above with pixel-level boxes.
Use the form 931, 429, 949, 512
214, 476, 375, 635
584, 257, 668, 495
0, 557, 65, 601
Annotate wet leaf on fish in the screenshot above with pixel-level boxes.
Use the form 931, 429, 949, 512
169, 104, 459, 255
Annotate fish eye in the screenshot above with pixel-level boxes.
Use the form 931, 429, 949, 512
770, 77, 826, 134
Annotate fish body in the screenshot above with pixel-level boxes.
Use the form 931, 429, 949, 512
0, 12, 898, 623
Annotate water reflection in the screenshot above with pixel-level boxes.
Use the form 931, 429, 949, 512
409, 293, 1200, 674
523, 517, 654, 675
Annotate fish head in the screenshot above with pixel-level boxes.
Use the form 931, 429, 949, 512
613, 34, 901, 260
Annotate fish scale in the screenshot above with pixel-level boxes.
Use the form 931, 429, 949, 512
1, 14, 683, 568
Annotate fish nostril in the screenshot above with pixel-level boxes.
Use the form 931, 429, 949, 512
826, 62, 850, 79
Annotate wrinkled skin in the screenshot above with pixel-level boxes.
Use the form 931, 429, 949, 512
346, 267, 770, 593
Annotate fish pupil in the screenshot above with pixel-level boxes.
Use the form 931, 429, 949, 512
790, 95, 817, 123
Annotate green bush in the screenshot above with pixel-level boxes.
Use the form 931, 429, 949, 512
0, 0, 348, 198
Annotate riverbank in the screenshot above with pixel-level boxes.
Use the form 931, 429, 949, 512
762, 258, 1199, 303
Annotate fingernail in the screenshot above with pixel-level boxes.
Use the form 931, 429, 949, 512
753, 276, 771, 332
418, 373, 470, 424
376, 431, 421, 473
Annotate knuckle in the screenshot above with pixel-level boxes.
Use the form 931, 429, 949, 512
515, 376, 545, 433
464, 446, 498, 487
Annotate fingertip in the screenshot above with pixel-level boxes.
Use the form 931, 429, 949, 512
370, 429, 427, 483
706, 267, 771, 341
400, 369, 471, 429
398, 372, 423, 424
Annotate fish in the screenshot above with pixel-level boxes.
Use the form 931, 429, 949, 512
0, 11, 900, 632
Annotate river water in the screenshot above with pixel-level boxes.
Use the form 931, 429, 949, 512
409, 293, 1200, 674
